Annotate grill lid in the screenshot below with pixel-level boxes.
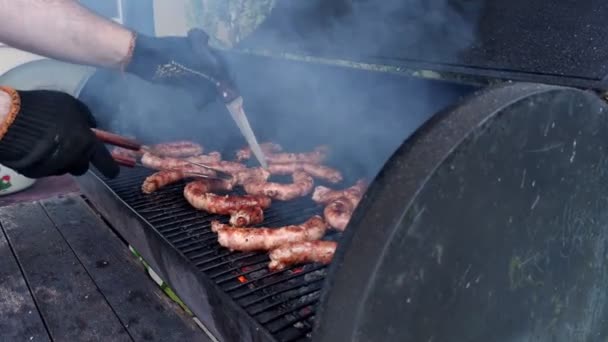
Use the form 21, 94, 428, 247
314, 82, 608, 341
239, 0, 608, 89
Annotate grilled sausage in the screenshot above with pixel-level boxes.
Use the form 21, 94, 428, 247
268, 163, 343, 184
229, 207, 265, 226
268, 240, 337, 271
184, 182, 271, 215
182, 179, 234, 196
141, 152, 198, 170
323, 196, 355, 231
211, 215, 327, 252
233, 167, 271, 185
141, 152, 237, 177
265, 145, 329, 164
142, 168, 195, 194
235, 142, 283, 161
149, 141, 203, 158
243, 171, 314, 201
186, 152, 222, 164
205, 160, 248, 174
312, 179, 367, 205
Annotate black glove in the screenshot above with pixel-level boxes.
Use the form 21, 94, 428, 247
125, 28, 237, 106
0, 88, 120, 179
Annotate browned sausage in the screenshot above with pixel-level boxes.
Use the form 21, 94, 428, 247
323, 196, 355, 231
265, 145, 329, 164
268, 240, 337, 271
312, 179, 367, 205
243, 171, 314, 201
229, 207, 264, 226
268, 163, 343, 183
235, 142, 283, 161
211, 216, 327, 252
149, 141, 203, 158
184, 182, 271, 215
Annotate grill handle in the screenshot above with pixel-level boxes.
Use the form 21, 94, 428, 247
111, 154, 137, 168
92, 128, 142, 151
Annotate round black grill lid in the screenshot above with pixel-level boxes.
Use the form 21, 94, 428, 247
314, 82, 608, 342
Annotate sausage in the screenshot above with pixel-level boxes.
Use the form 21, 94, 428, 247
235, 142, 283, 161
142, 168, 193, 194
140, 152, 231, 179
233, 167, 271, 185
312, 179, 367, 205
229, 206, 265, 226
182, 179, 234, 197
141, 152, 198, 170
265, 145, 329, 164
184, 182, 271, 215
186, 152, 222, 164
243, 171, 314, 201
149, 141, 203, 157
268, 240, 337, 271
211, 215, 327, 252
205, 161, 248, 174
268, 163, 343, 183
323, 196, 355, 231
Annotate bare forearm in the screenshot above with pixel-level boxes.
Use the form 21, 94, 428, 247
0, 0, 134, 69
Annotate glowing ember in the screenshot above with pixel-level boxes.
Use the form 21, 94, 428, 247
292, 267, 304, 274
238, 275, 248, 283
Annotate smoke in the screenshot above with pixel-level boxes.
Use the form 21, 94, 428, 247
239, 0, 481, 61
223, 0, 482, 179
78, 0, 482, 181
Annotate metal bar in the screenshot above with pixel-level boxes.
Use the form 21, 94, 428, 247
257, 298, 320, 325
270, 311, 315, 335
240, 279, 324, 309
248, 285, 323, 316
229, 265, 326, 298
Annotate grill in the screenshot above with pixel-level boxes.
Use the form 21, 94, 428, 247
3, 1, 606, 341
87, 163, 351, 342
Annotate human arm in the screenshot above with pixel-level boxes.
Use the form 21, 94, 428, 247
0, 0, 133, 69
0, 0, 234, 105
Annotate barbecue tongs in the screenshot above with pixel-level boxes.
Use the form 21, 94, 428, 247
93, 128, 233, 181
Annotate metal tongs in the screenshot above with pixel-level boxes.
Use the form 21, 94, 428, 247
92, 128, 233, 181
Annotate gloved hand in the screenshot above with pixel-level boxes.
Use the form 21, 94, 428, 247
0, 87, 119, 179
125, 28, 238, 106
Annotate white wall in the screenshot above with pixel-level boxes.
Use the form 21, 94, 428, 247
153, 0, 190, 36
0, 47, 44, 76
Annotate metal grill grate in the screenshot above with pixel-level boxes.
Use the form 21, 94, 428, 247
98, 166, 345, 342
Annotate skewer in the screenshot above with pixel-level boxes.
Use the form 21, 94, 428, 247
92, 128, 234, 181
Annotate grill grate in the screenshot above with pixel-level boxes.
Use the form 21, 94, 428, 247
98, 166, 346, 341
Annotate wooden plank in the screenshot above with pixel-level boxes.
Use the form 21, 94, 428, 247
0, 229, 50, 342
41, 194, 210, 342
0, 201, 131, 342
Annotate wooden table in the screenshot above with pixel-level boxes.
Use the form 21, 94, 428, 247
0, 193, 213, 342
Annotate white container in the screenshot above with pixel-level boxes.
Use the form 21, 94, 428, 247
0, 59, 95, 195
0, 165, 36, 195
